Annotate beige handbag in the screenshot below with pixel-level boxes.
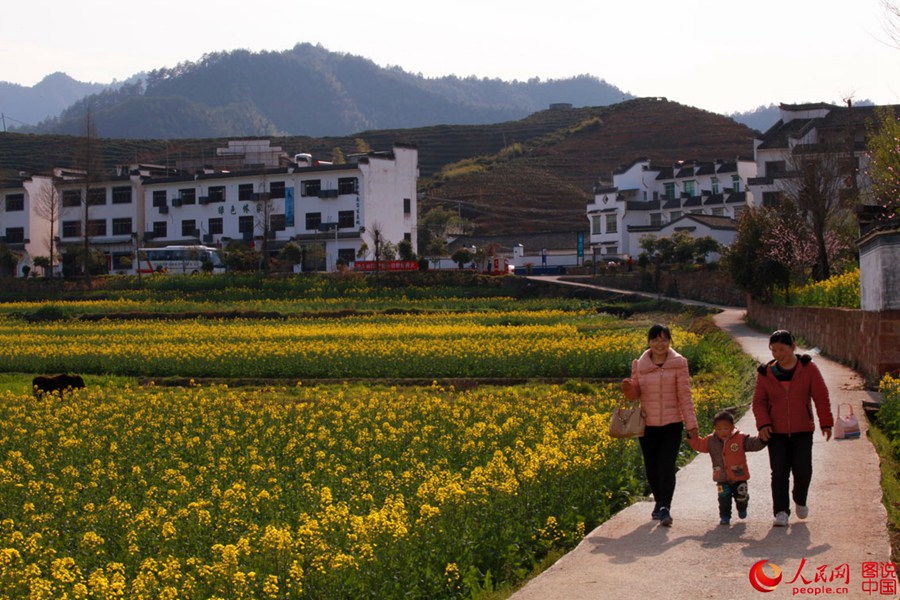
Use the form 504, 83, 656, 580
609, 400, 646, 438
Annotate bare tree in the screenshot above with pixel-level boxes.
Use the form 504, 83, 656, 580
366, 221, 387, 273
884, 0, 900, 48
253, 176, 274, 275
76, 108, 103, 278
32, 178, 61, 277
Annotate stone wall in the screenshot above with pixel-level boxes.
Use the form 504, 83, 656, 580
747, 299, 900, 382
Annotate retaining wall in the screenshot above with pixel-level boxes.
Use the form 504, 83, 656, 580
747, 299, 900, 382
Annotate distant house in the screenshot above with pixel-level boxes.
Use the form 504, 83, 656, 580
0, 174, 55, 276
586, 157, 756, 260
747, 102, 886, 209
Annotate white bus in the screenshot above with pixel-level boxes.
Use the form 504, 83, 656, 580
136, 245, 226, 275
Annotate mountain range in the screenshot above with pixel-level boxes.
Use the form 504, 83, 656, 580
2, 43, 783, 139
3, 44, 634, 138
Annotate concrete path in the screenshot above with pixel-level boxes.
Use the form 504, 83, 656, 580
510, 278, 891, 599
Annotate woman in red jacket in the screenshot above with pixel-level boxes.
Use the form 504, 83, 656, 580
622, 324, 699, 527
753, 330, 833, 527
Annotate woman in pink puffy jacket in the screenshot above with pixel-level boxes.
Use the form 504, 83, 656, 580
622, 324, 699, 527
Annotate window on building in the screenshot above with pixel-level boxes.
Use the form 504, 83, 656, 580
684, 180, 696, 197
62, 220, 81, 238
270, 214, 286, 232
605, 213, 617, 234
301, 180, 321, 197
269, 181, 286, 199
5, 227, 24, 244
152, 221, 167, 238
764, 161, 786, 177
712, 207, 725, 216
650, 213, 662, 226
404, 232, 411, 242
5, 194, 24, 211
732, 175, 741, 192
338, 248, 357, 265
239, 184, 254, 201
112, 218, 132, 236
591, 215, 602, 235
208, 217, 223, 235
403, 198, 411, 214
208, 186, 226, 202
181, 219, 197, 237
88, 219, 107, 236
87, 188, 106, 206
112, 186, 132, 204
338, 177, 358, 195
152, 190, 167, 208
238, 215, 254, 234
671, 210, 683, 221
711, 177, 719, 195
664, 182, 675, 201
62, 190, 81, 207
305, 212, 322, 230
338, 210, 355, 229
179, 188, 196, 205
733, 205, 745, 221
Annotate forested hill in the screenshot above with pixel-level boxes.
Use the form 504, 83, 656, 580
16, 44, 632, 139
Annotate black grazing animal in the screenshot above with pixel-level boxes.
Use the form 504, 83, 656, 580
32, 374, 86, 397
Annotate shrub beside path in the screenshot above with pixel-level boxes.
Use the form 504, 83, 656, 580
511, 277, 891, 599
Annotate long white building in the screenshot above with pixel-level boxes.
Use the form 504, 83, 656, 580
1, 140, 418, 275
586, 157, 756, 260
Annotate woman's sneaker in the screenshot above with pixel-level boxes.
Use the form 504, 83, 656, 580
795, 504, 809, 519
720, 517, 731, 526
651, 505, 662, 520
773, 511, 789, 527
658, 507, 673, 527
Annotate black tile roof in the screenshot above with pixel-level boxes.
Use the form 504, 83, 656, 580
683, 196, 703, 207
726, 191, 747, 204
703, 193, 725, 206
655, 167, 674, 180
626, 199, 661, 211
663, 198, 681, 209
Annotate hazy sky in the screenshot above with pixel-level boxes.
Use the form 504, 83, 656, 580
2, 0, 897, 115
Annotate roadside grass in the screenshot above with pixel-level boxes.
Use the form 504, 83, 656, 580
865, 425, 900, 564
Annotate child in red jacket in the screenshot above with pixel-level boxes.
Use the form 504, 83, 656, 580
688, 411, 766, 525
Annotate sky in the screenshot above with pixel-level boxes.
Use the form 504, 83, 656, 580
2, 0, 898, 115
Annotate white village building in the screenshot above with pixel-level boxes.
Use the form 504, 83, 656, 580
586, 157, 756, 261
2, 140, 417, 275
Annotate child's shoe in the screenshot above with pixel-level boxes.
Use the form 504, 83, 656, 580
795, 504, 809, 519
738, 508, 748, 519
719, 517, 731, 526
651, 504, 662, 520
773, 511, 789, 527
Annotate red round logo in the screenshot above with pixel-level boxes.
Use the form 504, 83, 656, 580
749, 559, 782, 593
